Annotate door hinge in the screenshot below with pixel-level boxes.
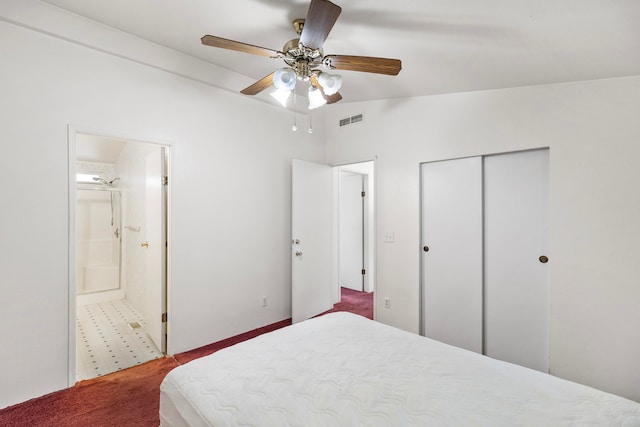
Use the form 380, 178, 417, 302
361, 269, 366, 275
361, 191, 366, 197
162, 312, 167, 323
162, 176, 168, 186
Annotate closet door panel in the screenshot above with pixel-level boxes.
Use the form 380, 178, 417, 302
421, 157, 483, 353
484, 149, 549, 372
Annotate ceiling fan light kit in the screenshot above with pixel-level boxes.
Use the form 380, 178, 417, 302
201, 0, 402, 113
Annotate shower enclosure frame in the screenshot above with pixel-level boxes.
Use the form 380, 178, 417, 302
67, 125, 172, 388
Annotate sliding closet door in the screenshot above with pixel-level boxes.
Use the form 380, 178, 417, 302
484, 149, 549, 372
421, 157, 483, 353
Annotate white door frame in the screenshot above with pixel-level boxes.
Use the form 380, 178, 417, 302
67, 125, 172, 387
332, 160, 376, 307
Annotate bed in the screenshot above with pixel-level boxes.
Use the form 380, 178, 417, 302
160, 312, 640, 426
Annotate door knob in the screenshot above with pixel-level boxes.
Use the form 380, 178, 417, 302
141, 241, 149, 248
539, 255, 548, 263
295, 251, 303, 257
423, 245, 429, 252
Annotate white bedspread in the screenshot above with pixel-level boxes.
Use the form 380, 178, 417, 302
160, 312, 640, 426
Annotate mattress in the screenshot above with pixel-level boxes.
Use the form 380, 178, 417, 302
160, 312, 640, 426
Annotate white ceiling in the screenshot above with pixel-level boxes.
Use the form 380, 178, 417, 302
43, 0, 640, 104
76, 133, 126, 163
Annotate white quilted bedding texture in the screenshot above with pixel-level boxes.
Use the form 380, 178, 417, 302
160, 312, 640, 426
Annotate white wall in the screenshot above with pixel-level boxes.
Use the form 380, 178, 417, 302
323, 76, 640, 402
0, 17, 323, 409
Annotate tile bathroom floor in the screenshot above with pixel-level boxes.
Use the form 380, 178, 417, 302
76, 299, 163, 381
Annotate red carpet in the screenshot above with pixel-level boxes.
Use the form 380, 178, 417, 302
0, 288, 373, 426
0, 357, 179, 427
322, 286, 374, 320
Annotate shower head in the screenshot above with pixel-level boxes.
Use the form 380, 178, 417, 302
92, 177, 120, 187
92, 177, 109, 185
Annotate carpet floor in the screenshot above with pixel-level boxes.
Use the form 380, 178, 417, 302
322, 286, 374, 320
0, 288, 373, 426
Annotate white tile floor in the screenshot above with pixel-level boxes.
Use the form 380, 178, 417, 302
76, 299, 163, 381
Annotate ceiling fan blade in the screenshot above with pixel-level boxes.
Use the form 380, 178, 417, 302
299, 0, 342, 50
310, 75, 342, 104
240, 73, 275, 95
201, 35, 279, 58
324, 91, 343, 104
324, 55, 402, 76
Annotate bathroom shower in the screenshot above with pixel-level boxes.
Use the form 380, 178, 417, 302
76, 175, 122, 295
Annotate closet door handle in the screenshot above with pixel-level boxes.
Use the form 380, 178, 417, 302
539, 255, 548, 263
423, 245, 430, 252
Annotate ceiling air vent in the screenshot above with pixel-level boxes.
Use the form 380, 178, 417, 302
339, 114, 364, 127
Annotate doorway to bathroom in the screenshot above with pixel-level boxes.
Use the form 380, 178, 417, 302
69, 131, 169, 382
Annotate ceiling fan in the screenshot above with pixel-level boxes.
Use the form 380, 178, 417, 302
201, 0, 402, 109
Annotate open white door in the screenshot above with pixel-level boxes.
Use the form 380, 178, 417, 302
144, 147, 167, 353
292, 159, 333, 323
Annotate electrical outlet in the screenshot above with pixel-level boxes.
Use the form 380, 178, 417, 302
383, 232, 395, 243
384, 298, 391, 309
262, 296, 267, 308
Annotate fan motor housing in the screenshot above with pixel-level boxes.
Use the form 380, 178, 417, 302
282, 38, 323, 78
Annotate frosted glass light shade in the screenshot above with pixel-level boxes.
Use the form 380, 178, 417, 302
273, 68, 297, 91
270, 87, 292, 107
318, 72, 342, 95
308, 86, 327, 109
